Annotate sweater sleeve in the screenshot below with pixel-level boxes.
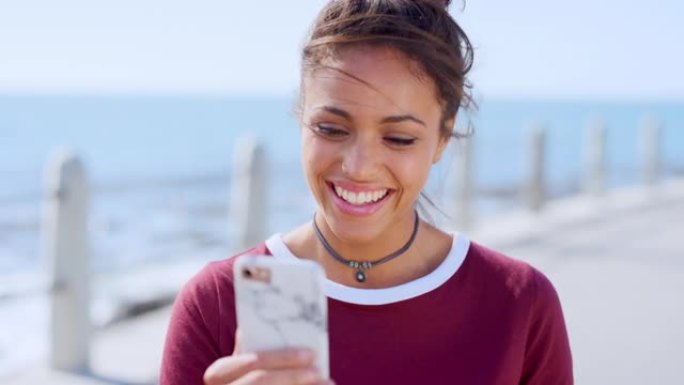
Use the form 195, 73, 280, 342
159, 262, 236, 385
520, 269, 574, 385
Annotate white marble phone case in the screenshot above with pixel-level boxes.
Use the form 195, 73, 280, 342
234, 255, 329, 378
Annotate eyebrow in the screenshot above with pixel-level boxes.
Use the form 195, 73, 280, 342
381, 114, 426, 127
320, 106, 426, 127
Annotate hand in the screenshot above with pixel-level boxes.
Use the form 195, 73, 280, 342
203, 331, 333, 385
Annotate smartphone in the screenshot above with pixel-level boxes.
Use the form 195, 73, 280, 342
234, 255, 329, 378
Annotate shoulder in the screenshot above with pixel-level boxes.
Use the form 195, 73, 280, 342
200, 242, 271, 280
462, 240, 557, 304
161, 242, 274, 382
188, 242, 271, 288
181, 242, 272, 301
166, 242, 273, 352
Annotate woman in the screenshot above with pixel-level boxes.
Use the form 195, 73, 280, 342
160, 1, 573, 384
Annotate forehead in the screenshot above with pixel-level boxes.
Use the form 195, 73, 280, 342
302, 45, 442, 120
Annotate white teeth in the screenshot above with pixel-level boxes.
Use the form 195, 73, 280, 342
333, 185, 388, 206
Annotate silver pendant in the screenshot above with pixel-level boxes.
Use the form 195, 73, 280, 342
355, 270, 367, 283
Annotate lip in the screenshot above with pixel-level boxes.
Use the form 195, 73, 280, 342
328, 179, 389, 193
326, 181, 393, 217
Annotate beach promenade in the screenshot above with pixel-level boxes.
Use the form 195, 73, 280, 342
473, 178, 684, 385
5, 178, 683, 385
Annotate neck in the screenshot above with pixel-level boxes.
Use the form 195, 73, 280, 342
313, 211, 418, 262
283, 213, 452, 288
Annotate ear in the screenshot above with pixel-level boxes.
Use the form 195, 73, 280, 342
432, 118, 454, 164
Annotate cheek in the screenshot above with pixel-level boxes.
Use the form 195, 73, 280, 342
391, 150, 434, 191
301, 134, 336, 176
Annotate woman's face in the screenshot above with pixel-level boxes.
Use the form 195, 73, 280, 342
300, 45, 449, 244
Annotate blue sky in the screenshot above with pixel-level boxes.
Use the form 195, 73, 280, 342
1, 0, 682, 100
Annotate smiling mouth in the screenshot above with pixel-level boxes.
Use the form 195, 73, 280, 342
329, 183, 391, 206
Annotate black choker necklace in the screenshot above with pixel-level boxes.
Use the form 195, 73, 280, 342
312, 211, 420, 283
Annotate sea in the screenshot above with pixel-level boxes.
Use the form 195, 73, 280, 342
0, 94, 683, 373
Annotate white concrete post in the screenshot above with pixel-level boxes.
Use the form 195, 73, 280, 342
230, 136, 267, 251
583, 119, 607, 196
452, 137, 474, 229
640, 117, 661, 186
525, 125, 546, 212
42, 149, 90, 372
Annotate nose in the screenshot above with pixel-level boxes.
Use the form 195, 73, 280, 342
341, 137, 380, 182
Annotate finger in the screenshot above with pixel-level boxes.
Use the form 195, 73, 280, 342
232, 329, 314, 368
203, 349, 315, 385
253, 348, 315, 370
204, 354, 258, 385
233, 368, 323, 385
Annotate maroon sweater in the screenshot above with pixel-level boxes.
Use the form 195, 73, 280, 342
160, 237, 573, 385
